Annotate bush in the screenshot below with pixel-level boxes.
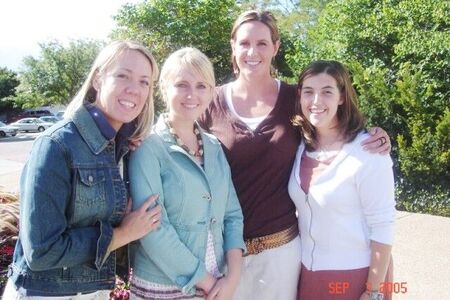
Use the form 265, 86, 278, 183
286, 0, 450, 215
0, 192, 20, 294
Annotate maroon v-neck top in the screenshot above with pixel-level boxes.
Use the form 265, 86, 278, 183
200, 82, 301, 239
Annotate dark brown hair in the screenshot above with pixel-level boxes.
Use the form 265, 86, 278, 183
230, 10, 279, 75
292, 60, 365, 150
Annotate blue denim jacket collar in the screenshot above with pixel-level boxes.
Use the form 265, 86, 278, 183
72, 106, 110, 155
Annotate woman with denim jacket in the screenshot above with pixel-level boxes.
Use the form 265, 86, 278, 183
128, 48, 245, 300
4, 41, 162, 299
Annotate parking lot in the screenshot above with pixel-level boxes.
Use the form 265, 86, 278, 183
0, 132, 38, 193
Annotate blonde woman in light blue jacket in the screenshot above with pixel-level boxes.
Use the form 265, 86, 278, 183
128, 47, 245, 300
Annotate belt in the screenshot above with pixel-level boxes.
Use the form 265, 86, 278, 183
244, 224, 299, 256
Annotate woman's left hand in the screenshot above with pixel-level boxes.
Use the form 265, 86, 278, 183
206, 276, 238, 300
361, 127, 391, 155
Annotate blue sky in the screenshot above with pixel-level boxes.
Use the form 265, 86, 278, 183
0, 0, 139, 71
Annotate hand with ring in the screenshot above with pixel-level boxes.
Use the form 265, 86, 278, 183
360, 127, 391, 155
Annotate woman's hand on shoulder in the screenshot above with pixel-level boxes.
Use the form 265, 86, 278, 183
109, 195, 161, 251
361, 127, 391, 155
128, 138, 142, 151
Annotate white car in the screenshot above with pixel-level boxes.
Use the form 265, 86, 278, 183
0, 121, 19, 137
39, 116, 60, 123
10, 118, 54, 133
55, 110, 65, 120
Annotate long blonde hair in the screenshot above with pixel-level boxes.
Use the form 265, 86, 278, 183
65, 40, 159, 140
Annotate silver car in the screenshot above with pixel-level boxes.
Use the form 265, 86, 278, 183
39, 116, 60, 123
10, 118, 54, 133
0, 121, 18, 137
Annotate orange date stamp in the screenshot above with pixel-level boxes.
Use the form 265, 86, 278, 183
328, 281, 408, 295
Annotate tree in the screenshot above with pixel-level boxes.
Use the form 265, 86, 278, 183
287, 0, 450, 215
0, 68, 20, 111
14, 39, 103, 108
112, 0, 240, 85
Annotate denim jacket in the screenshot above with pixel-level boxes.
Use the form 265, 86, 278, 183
8, 106, 129, 295
128, 115, 245, 295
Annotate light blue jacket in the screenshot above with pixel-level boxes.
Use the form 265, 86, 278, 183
128, 115, 245, 295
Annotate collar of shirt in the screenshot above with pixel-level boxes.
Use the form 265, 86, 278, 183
84, 104, 135, 157
85, 104, 117, 140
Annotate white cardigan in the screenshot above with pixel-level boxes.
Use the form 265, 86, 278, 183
288, 132, 396, 271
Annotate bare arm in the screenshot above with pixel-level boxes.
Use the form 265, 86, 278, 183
360, 241, 392, 299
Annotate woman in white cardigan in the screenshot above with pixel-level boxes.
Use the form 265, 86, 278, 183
288, 60, 396, 300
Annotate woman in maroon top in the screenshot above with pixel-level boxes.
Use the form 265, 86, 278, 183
200, 10, 391, 300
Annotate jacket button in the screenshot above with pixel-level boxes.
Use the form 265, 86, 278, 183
88, 175, 94, 182
203, 194, 211, 201
210, 218, 216, 224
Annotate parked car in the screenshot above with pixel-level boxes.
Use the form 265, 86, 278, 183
39, 116, 60, 123
0, 121, 18, 137
9, 118, 54, 133
8, 109, 54, 123
55, 111, 65, 120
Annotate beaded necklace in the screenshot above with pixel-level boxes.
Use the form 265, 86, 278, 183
164, 114, 204, 158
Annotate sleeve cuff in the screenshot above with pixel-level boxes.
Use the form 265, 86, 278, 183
224, 237, 246, 254
95, 220, 114, 270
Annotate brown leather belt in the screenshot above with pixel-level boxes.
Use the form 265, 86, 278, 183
244, 224, 299, 256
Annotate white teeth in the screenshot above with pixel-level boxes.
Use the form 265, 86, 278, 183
182, 104, 198, 109
119, 100, 136, 108
246, 61, 260, 66
310, 108, 325, 113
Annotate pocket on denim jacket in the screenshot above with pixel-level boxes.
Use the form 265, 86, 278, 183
72, 168, 107, 225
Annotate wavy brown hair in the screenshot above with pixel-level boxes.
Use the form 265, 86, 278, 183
292, 60, 365, 150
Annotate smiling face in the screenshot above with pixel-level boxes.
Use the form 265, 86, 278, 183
299, 72, 344, 134
231, 21, 279, 78
165, 68, 213, 124
93, 49, 152, 131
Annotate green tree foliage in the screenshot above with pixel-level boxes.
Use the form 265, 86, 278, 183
0, 68, 20, 110
287, 0, 450, 215
112, 0, 240, 85
14, 39, 103, 108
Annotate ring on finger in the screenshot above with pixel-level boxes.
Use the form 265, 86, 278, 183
379, 137, 387, 146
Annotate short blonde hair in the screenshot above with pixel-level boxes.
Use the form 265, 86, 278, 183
159, 47, 215, 108
65, 40, 159, 140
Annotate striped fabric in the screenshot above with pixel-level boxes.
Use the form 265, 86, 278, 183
130, 231, 222, 300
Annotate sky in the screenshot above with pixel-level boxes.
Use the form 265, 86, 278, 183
0, 0, 140, 71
